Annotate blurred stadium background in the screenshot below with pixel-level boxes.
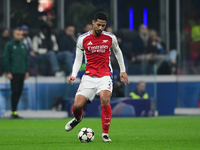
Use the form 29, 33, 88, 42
0, 0, 200, 118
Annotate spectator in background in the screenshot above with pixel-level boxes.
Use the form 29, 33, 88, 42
58, 25, 76, 76
185, 7, 200, 74
77, 23, 93, 37
147, 29, 165, 56
32, 24, 62, 76
0, 28, 11, 75
3, 28, 29, 118
106, 26, 122, 47
20, 25, 33, 52
129, 81, 149, 99
20, 25, 37, 76
127, 25, 154, 75
105, 26, 114, 34
83, 23, 93, 33
132, 25, 151, 63
147, 29, 177, 74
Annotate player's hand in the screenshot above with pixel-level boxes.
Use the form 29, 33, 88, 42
120, 72, 129, 85
68, 76, 76, 85
7, 73, 13, 80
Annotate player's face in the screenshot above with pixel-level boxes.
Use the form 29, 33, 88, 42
92, 19, 107, 36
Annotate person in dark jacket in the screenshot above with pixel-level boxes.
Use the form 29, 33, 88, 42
58, 25, 76, 76
131, 25, 150, 63
3, 28, 29, 118
32, 24, 62, 76
146, 29, 177, 74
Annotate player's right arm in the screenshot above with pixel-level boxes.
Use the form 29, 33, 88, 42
68, 37, 84, 85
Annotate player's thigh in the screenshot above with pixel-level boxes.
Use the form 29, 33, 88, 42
99, 90, 112, 106
76, 88, 96, 102
96, 76, 113, 94
76, 75, 97, 102
73, 95, 87, 110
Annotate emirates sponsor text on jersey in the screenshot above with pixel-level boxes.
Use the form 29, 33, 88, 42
87, 45, 109, 53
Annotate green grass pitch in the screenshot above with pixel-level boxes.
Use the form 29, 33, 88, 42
0, 116, 200, 150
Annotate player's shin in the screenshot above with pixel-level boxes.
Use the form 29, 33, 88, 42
72, 105, 83, 121
101, 104, 112, 134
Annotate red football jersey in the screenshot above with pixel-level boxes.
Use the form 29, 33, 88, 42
77, 31, 118, 77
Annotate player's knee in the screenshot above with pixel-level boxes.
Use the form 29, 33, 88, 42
73, 95, 87, 110
100, 96, 110, 106
73, 103, 83, 110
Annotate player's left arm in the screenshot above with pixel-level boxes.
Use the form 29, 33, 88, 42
111, 35, 129, 85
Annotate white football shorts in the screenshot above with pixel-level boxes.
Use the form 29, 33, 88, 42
76, 75, 113, 102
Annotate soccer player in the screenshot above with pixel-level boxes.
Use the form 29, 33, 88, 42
65, 12, 129, 142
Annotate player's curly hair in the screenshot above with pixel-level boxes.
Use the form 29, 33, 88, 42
94, 12, 107, 22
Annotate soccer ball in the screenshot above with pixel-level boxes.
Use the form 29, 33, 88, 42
78, 127, 95, 142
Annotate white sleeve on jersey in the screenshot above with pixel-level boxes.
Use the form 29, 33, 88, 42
111, 35, 126, 73
71, 37, 84, 78
71, 47, 83, 78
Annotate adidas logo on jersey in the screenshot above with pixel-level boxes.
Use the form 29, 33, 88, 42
87, 41, 93, 45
